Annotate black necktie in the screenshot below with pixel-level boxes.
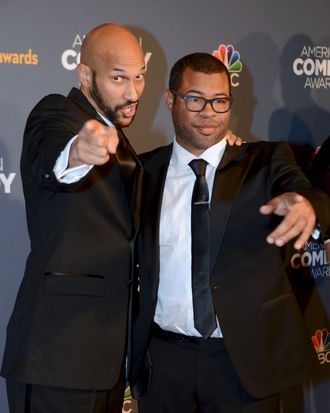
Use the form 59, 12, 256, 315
189, 159, 217, 339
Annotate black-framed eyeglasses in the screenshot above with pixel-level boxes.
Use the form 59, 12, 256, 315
171, 90, 233, 113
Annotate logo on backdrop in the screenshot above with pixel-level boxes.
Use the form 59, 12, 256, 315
0, 157, 16, 194
122, 387, 133, 413
212, 44, 242, 87
0, 49, 38, 65
61, 34, 85, 71
61, 34, 152, 71
293, 45, 330, 89
312, 328, 330, 365
290, 240, 329, 279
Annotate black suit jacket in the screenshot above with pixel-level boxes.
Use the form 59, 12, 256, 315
310, 136, 330, 195
1, 88, 143, 390
131, 141, 329, 399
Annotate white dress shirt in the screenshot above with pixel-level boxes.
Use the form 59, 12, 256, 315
154, 137, 227, 337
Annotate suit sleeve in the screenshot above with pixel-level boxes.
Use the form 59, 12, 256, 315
269, 141, 330, 242
22, 94, 92, 192
309, 137, 330, 239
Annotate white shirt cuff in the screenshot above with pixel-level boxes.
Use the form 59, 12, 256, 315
53, 135, 93, 184
311, 226, 320, 240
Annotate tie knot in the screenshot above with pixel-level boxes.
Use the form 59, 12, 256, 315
189, 159, 208, 177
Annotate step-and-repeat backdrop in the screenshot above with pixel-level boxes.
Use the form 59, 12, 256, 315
0, 1, 329, 412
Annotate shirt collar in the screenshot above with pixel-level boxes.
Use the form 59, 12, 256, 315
172, 136, 227, 172
97, 112, 114, 127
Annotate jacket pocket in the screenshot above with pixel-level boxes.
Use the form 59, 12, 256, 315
43, 272, 105, 297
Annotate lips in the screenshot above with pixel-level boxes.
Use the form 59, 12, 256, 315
120, 103, 138, 118
194, 123, 218, 134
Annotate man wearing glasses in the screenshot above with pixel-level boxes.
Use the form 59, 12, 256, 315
130, 53, 329, 412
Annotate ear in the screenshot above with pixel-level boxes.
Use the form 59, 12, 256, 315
165, 89, 174, 111
77, 63, 92, 88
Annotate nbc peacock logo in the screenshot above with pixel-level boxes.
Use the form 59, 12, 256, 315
311, 328, 330, 365
122, 387, 135, 412
212, 44, 243, 87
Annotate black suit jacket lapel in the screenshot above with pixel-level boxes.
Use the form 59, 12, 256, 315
116, 130, 143, 238
68, 87, 98, 118
209, 144, 255, 273
141, 145, 172, 303
93, 108, 141, 223
67, 88, 138, 237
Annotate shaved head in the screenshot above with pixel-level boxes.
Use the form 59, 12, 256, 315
80, 23, 143, 71
77, 23, 146, 127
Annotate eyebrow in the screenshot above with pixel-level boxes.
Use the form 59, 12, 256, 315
184, 89, 229, 97
112, 68, 125, 73
111, 65, 146, 73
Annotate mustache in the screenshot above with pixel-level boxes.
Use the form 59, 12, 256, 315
192, 122, 219, 128
114, 100, 139, 111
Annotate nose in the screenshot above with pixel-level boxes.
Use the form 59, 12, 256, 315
200, 101, 215, 116
124, 80, 142, 102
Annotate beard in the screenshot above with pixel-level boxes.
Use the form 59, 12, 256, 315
90, 71, 137, 127
90, 71, 118, 125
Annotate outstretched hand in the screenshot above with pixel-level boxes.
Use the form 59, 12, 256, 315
69, 119, 119, 167
260, 192, 316, 250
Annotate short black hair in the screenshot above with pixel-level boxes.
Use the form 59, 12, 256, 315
169, 52, 231, 95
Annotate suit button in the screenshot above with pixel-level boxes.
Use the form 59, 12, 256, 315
212, 284, 220, 290
42, 173, 50, 179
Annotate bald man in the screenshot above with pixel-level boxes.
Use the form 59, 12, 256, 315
0, 23, 146, 413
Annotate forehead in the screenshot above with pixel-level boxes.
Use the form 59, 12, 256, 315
180, 68, 230, 95
102, 46, 145, 73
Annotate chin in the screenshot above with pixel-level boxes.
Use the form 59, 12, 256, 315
117, 117, 135, 128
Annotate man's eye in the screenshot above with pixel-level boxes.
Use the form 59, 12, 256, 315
215, 98, 227, 104
187, 96, 202, 103
136, 73, 145, 81
113, 76, 123, 82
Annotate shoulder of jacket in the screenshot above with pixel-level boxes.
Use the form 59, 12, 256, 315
139, 143, 172, 165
